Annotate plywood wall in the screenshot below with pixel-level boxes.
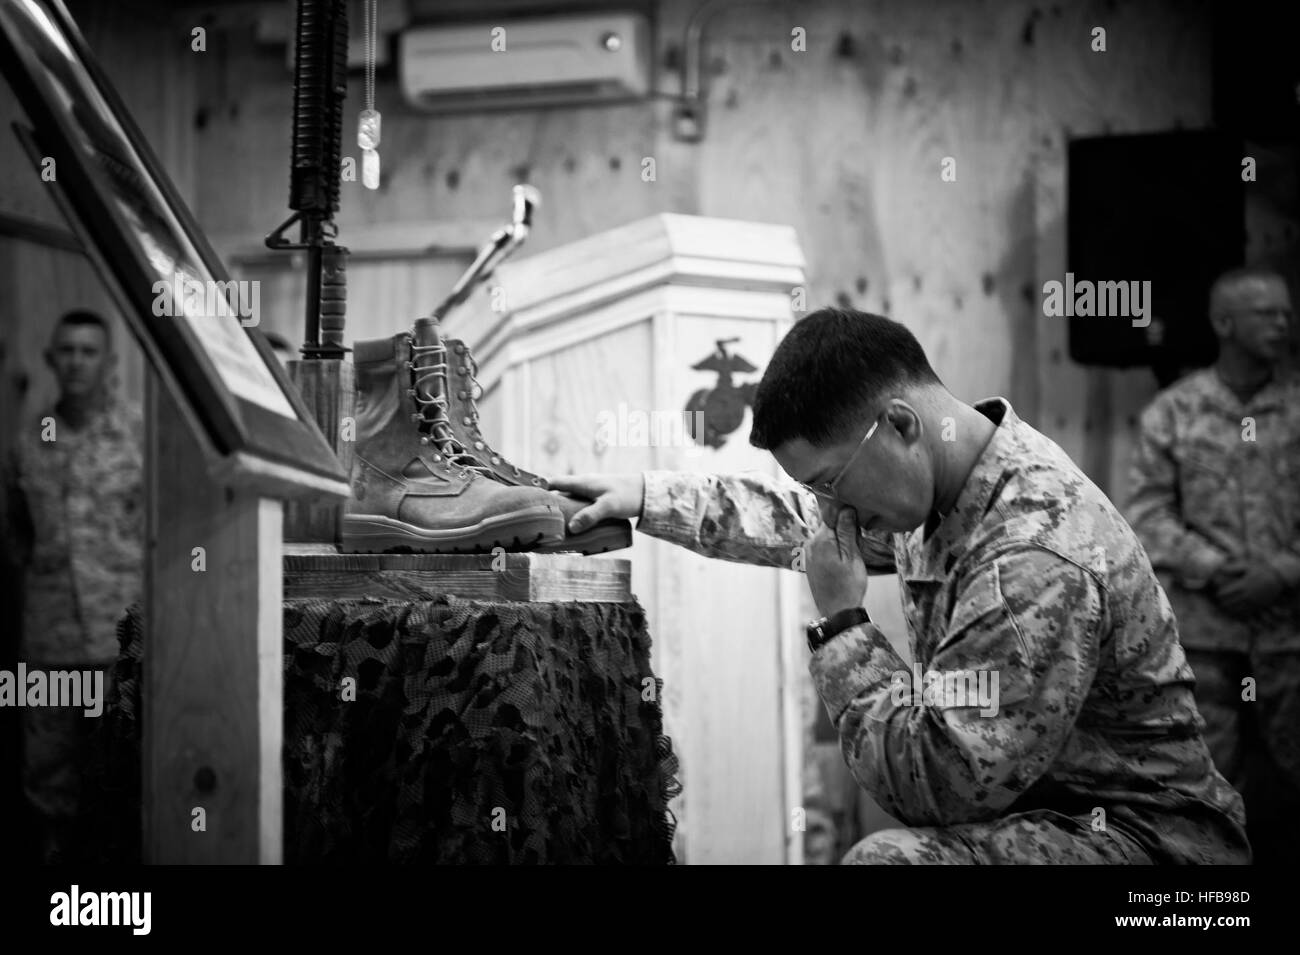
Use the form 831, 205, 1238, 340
109, 0, 1212, 499
0, 0, 1233, 478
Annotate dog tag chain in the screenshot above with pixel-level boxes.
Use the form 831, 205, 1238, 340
359, 0, 380, 189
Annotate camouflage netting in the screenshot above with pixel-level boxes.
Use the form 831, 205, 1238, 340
84, 596, 680, 864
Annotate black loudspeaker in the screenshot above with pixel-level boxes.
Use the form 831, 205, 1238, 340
1066, 131, 1244, 372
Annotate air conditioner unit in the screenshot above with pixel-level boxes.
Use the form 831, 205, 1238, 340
399, 12, 651, 112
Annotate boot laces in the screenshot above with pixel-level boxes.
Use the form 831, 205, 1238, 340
408, 338, 490, 475
458, 349, 525, 480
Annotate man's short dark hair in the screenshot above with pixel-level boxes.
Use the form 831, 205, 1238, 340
750, 307, 942, 450
1209, 266, 1287, 319
53, 309, 112, 346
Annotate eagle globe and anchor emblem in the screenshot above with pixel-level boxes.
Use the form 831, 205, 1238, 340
684, 338, 761, 449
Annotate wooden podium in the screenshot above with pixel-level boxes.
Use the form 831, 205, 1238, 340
445, 213, 810, 864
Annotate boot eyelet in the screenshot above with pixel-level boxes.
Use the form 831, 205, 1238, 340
463, 416, 472, 426
458, 391, 467, 399
455, 344, 465, 355
458, 365, 467, 375
474, 441, 485, 450
491, 456, 500, 464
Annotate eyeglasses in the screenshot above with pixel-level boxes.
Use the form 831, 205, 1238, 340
802, 414, 881, 502
1234, 306, 1293, 322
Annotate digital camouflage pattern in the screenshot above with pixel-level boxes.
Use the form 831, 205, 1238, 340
1126, 368, 1300, 654
841, 807, 1151, 864
638, 398, 1249, 864
3, 396, 144, 664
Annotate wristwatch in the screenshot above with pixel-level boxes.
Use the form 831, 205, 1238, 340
806, 606, 871, 653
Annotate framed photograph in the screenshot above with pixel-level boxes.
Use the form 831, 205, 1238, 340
0, 0, 348, 496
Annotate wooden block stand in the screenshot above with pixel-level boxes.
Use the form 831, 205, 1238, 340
284, 546, 631, 602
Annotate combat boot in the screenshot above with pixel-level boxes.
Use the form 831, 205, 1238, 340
412, 318, 632, 555
341, 332, 565, 554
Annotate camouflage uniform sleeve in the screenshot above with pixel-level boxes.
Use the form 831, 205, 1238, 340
1125, 398, 1230, 590
811, 546, 1102, 825
637, 469, 896, 572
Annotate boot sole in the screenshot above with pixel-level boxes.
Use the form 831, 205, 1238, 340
531, 519, 633, 555
341, 505, 565, 554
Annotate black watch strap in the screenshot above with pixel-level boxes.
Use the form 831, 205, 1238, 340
806, 606, 871, 653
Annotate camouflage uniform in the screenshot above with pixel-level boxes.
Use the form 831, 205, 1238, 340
3, 396, 142, 834
638, 398, 1249, 864
1127, 369, 1300, 860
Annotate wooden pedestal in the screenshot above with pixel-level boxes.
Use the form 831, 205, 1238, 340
283, 547, 631, 602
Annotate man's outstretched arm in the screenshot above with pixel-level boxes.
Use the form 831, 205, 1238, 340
552, 470, 897, 573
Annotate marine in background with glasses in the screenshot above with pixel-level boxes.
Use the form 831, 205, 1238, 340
1126, 266, 1300, 864
555, 306, 1248, 864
